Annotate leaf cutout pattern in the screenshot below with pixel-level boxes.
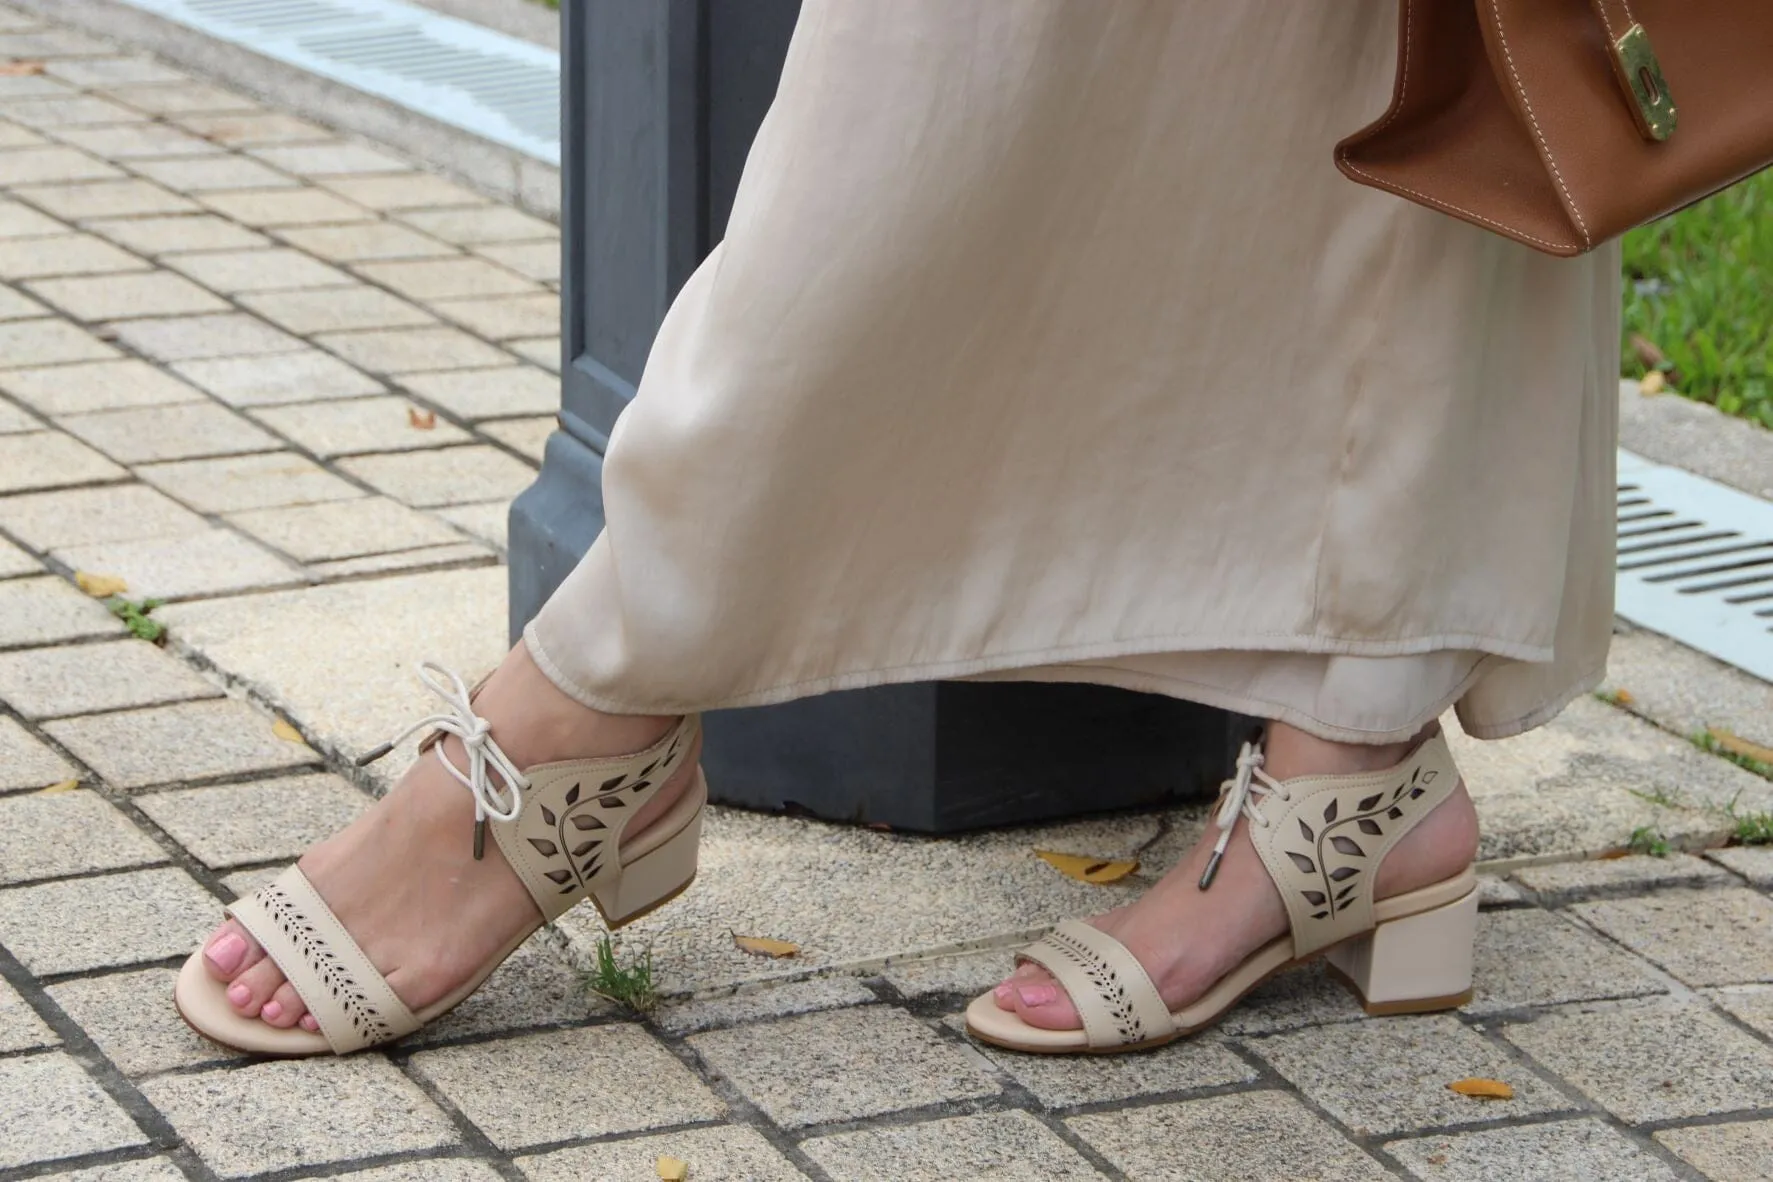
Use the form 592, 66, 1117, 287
529, 838, 559, 856
565, 784, 581, 805
571, 815, 605, 831
600, 775, 625, 791
540, 805, 556, 825
570, 840, 596, 857
1299, 819, 1314, 841
1358, 793, 1383, 811
1323, 799, 1339, 823
1288, 852, 1317, 873
1330, 836, 1365, 857
1330, 866, 1359, 881
1301, 890, 1328, 905
1388, 806, 1404, 820
1358, 819, 1382, 835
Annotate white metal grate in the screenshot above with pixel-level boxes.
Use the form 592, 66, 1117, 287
115, 0, 560, 164
1616, 450, 1773, 681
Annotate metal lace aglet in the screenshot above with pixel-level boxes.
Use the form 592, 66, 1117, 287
355, 741, 395, 768
1198, 848, 1224, 891
473, 817, 486, 861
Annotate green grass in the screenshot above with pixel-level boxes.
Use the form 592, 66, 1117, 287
106, 595, 166, 644
1733, 813, 1773, 846
1693, 731, 1773, 781
1622, 170, 1773, 428
1627, 825, 1671, 858
584, 935, 657, 1013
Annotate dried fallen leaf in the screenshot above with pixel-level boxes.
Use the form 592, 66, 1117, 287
1447, 1078, 1514, 1100
271, 719, 305, 744
656, 1156, 688, 1181
74, 571, 129, 598
0, 60, 45, 76
731, 933, 800, 958
407, 406, 437, 429
36, 779, 79, 795
1630, 333, 1666, 370
1610, 688, 1635, 706
1709, 728, 1773, 765
1035, 849, 1140, 884
1638, 370, 1667, 396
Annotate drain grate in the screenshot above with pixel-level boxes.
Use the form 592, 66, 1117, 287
115, 0, 560, 164
1616, 450, 1773, 681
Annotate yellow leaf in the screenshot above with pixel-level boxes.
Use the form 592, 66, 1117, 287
1709, 727, 1773, 765
1638, 370, 1667, 396
1447, 1078, 1514, 1100
656, 1156, 688, 1181
36, 779, 79, 795
0, 60, 45, 76
1035, 849, 1140, 884
407, 406, 437, 429
271, 719, 305, 744
74, 571, 129, 598
1611, 688, 1634, 706
731, 933, 799, 958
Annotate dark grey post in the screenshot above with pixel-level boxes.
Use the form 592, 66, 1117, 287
510, 0, 1245, 831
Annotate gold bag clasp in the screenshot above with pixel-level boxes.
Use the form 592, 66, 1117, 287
1611, 23, 1677, 142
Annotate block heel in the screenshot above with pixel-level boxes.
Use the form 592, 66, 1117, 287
1323, 888, 1478, 1015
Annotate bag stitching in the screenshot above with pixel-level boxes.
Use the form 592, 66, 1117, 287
1489, 0, 1592, 248
1337, 158, 1578, 250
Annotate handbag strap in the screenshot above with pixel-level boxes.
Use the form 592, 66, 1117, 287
1588, 0, 1677, 142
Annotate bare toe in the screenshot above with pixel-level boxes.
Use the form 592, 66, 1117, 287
202, 920, 264, 982
1012, 977, 1084, 1031
228, 956, 287, 1017
994, 962, 1051, 1010
260, 981, 305, 1028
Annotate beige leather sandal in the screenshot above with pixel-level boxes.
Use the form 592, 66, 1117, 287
965, 733, 1477, 1054
173, 663, 706, 1057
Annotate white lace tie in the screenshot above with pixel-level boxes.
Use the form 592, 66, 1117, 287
357, 662, 529, 859
1198, 740, 1289, 890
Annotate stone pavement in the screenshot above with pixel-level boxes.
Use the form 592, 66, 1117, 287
2, 5, 1773, 1179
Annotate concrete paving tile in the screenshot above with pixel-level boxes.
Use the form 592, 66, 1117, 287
0, 430, 125, 492
174, 347, 384, 407
250, 394, 470, 456
136, 772, 366, 869
198, 186, 371, 228
0, 476, 147, 552
45, 57, 189, 88
0, 318, 119, 366
128, 155, 296, 193
47, 966, 241, 1076
100, 83, 258, 117
0, 283, 45, 321
398, 365, 557, 420
321, 1162, 503, 1182
0, 1052, 147, 1170
228, 496, 464, 563
28, 270, 226, 321
1, 94, 146, 129
1210, 961, 1372, 1036
140, 1057, 459, 1178
1571, 888, 1773, 987
0, 394, 39, 431
157, 566, 507, 766
52, 122, 222, 160
1388, 1118, 1683, 1182
0, 865, 215, 974
1656, 1118, 1773, 1182
1462, 908, 1668, 1015
0, 195, 66, 237
340, 445, 534, 508
250, 142, 408, 177
1068, 1091, 1390, 1182
219, 864, 283, 898
0, 82, 61, 107
432, 293, 557, 340
688, 1005, 997, 1129
1505, 996, 1773, 1123
474, 241, 560, 284
405, 936, 615, 1047
395, 205, 553, 245
356, 257, 538, 301
505, 336, 558, 373
33, 1158, 187, 1182
0, 533, 39, 578
174, 111, 333, 147
805, 1111, 1100, 1182
1709, 983, 1773, 1037
58, 514, 305, 595
1512, 853, 1734, 904
481, 415, 552, 462
883, 949, 1021, 1001
307, 541, 491, 579
0, 145, 120, 185
164, 247, 350, 293
971, 1022, 1257, 1109
0, 358, 205, 414
436, 500, 508, 550
0, 232, 145, 279
274, 218, 455, 262
0, 975, 56, 1053
240, 284, 434, 334
86, 212, 268, 255
1709, 846, 1773, 888
140, 451, 363, 513
0, 789, 166, 884
412, 1025, 723, 1150
0, 638, 219, 718
0, 575, 122, 649
519, 1125, 805, 1182
653, 977, 876, 1037
14, 179, 194, 220
58, 401, 279, 463
316, 325, 513, 374
1254, 1013, 1571, 1136
45, 698, 319, 790
109, 312, 302, 361
317, 172, 488, 211
0, 29, 120, 58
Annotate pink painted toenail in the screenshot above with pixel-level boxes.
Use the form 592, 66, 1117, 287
261, 1001, 283, 1022
300, 1015, 319, 1033
994, 982, 1015, 1002
226, 983, 250, 1007
1017, 984, 1059, 1007
206, 933, 246, 974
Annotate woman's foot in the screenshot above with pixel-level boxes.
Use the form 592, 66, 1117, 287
196, 643, 700, 1033
992, 722, 1479, 1032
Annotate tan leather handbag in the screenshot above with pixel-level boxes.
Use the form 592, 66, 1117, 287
1336, 0, 1773, 256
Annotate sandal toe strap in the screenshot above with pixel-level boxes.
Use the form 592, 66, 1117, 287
227, 866, 420, 1054
1016, 920, 1173, 1049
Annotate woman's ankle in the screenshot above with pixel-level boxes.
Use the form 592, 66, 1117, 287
473, 641, 679, 768
1262, 720, 1438, 780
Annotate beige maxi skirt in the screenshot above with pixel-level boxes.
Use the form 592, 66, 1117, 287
527, 0, 1622, 744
